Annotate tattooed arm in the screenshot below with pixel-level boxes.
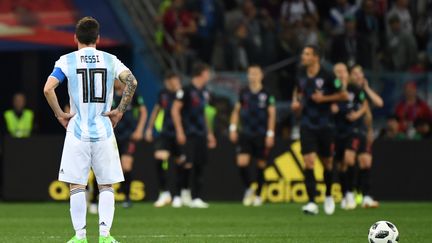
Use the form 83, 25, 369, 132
104, 70, 138, 128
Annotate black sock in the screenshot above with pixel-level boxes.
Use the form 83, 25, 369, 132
239, 167, 251, 189
346, 166, 355, 192
256, 167, 265, 196
324, 169, 333, 197
304, 169, 316, 203
91, 178, 99, 204
123, 171, 132, 201
360, 169, 371, 196
156, 159, 167, 191
339, 170, 347, 197
192, 164, 204, 199
174, 163, 184, 196
182, 167, 191, 190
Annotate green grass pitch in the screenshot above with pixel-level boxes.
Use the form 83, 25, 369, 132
0, 202, 431, 242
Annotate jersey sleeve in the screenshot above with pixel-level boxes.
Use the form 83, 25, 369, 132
267, 93, 276, 106
49, 56, 67, 83
136, 95, 145, 106
113, 56, 130, 79
176, 88, 186, 102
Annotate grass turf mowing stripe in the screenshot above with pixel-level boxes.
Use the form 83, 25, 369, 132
0, 202, 431, 242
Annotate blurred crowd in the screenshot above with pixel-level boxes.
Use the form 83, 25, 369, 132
157, 0, 432, 72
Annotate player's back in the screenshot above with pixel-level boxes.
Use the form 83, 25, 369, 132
55, 47, 128, 142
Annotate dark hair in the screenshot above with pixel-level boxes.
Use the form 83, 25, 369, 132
164, 71, 179, 80
303, 44, 321, 58
191, 62, 210, 77
75, 17, 100, 45
248, 64, 263, 71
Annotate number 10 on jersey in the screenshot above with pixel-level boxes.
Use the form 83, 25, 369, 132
77, 68, 107, 103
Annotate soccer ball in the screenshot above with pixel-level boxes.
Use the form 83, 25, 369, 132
368, 221, 399, 243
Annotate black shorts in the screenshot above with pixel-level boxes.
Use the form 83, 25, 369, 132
334, 132, 367, 161
184, 135, 208, 165
154, 135, 183, 158
117, 139, 136, 156
300, 126, 334, 157
236, 134, 268, 159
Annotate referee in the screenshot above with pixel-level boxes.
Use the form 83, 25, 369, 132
291, 45, 348, 215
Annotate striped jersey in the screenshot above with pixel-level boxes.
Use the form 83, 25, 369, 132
50, 47, 129, 142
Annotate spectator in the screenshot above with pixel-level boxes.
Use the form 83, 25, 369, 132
329, 0, 359, 35
296, 14, 321, 47
379, 115, 406, 140
3, 92, 34, 138
330, 16, 372, 68
240, 0, 264, 65
355, 0, 381, 36
413, 118, 432, 140
189, 0, 225, 63
394, 81, 432, 133
386, 0, 413, 34
280, 0, 318, 24
225, 21, 255, 70
384, 15, 418, 70
163, 0, 197, 54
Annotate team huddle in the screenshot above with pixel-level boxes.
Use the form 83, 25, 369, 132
43, 17, 383, 242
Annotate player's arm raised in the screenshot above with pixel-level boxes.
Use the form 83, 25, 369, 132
229, 102, 241, 143
105, 70, 138, 128
44, 76, 74, 129
363, 80, 384, 108
145, 104, 161, 142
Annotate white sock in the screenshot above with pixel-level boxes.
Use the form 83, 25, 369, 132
70, 188, 87, 239
99, 187, 115, 237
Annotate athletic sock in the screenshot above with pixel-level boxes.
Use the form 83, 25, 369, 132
256, 167, 265, 196
70, 188, 87, 239
304, 169, 316, 203
123, 171, 132, 201
346, 166, 355, 192
182, 167, 191, 190
360, 169, 371, 196
156, 159, 167, 191
239, 166, 251, 189
174, 163, 184, 196
324, 169, 333, 197
98, 188, 115, 237
192, 164, 204, 199
339, 171, 347, 197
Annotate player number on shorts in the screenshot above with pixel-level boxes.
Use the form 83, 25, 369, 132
77, 68, 107, 103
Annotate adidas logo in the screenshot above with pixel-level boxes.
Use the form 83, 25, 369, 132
100, 222, 107, 226
260, 141, 342, 203
59, 169, 64, 174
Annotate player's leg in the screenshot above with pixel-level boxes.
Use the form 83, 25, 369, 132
318, 128, 336, 215
154, 148, 172, 207
59, 133, 91, 242
252, 136, 269, 207
177, 140, 193, 207
343, 147, 357, 209
334, 137, 348, 209
358, 152, 379, 208
172, 153, 188, 208
190, 136, 209, 208
237, 153, 252, 206
92, 135, 124, 242
300, 127, 319, 214
236, 134, 254, 206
